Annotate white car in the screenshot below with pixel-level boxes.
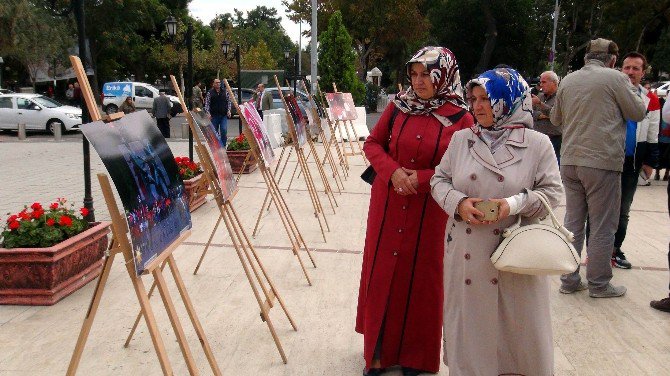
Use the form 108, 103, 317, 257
0, 94, 81, 133
651, 81, 670, 99
102, 81, 182, 116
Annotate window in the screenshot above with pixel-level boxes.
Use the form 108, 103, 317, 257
0, 97, 12, 109
17, 98, 38, 110
135, 86, 153, 98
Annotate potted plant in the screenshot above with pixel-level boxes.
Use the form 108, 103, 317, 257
175, 156, 207, 212
226, 134, 257, 174
0, 198, 110, 305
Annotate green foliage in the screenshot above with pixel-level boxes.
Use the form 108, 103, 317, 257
652, 29, 670, 74
227, 134, 251, 151
318, 11, 365, 104
1, 200, 89, 249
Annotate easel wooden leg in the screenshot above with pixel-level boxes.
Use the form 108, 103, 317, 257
253, 145, 292, 237
193, 214, 223, 274
152, 266, 199, 375
335, 120, 351, 168
319, 133, 344, 192
67, 239, 118, 376
235, 151, 252, 183
348, 120, 368, 165
167, 255, 222, 375
296, 148, 330, 239
124, 260, 168, 348
308, 138, 338, 213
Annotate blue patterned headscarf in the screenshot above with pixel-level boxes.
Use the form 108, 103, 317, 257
465, 68, 534, 130
394, 46, 468, 119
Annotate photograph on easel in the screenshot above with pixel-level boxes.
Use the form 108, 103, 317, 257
284, 93, 308, 147
325, 92, 357, 121
190, 109, 238, 201
80, 111, 192, 275
241, 102, 276, 167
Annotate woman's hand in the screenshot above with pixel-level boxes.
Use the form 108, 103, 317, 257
457, 198, 485, 225
401, 167, 419, 190
488, 198, 510, 221
391, 168, 418, 195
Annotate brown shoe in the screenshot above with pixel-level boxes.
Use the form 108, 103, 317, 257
651, 294, 670, 313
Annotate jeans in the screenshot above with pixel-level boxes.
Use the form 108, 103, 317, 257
549, 135, 562, 165
560, 165, 621, 290
156, 117, 170, 139
211, 115, 228, 146
614, 156, 640, 249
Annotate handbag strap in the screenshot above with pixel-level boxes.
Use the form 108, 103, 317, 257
384, 106, 401, 153
503, 190, 574, 242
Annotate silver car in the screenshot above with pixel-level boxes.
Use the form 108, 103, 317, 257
0, 94, 82, 134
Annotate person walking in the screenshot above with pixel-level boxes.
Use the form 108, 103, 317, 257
65, 83, 74, 104
254, 83, 272, 119
152, 90, 172, 139
72, 82, 82, 108
532, 70, 561, 162
119, 96, 136, 114
431, 67, 563, 376
356, 46, 474, 376
551, 38, 646, 298
204, 78, 231, 146
611, 52, 660, 269
192, 79, 204, 109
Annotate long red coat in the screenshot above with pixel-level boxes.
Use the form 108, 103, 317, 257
356, 102, 474, 372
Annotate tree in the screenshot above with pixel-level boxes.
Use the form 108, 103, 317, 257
243, 40, 277, 70
318, 11, 364, 103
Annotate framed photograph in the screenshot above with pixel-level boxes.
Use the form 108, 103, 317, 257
190, 109, 238, 201
241, 102, 276, 168
325, 92, 358, 121
284, 93, 307, 147
81, 111, 192, 275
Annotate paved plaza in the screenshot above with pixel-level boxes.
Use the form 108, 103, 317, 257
0, 123, 669, 375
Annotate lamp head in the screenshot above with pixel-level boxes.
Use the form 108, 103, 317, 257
164, 16, 178, 37
222, 40, 230, 57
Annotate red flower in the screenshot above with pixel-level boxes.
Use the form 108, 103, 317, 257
8, 221, 20, 230
80, 207, 89, 217
46, 218, 55, 226
19, 211, 30, 221
50, 202, 59, 210
179, 168, 186, 175
175, 157, 183, 163
236, 134, 245, 142
31, 202, 43, 211
6, 215, 18, 223
31, 210, 43, 219
58, 216, 73, 227
165, 198, 171, 206
189, 162, 198, 171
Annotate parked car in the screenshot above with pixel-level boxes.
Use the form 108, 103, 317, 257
0, 88, 14, 95
265, 87, 311, 117
0, 93, 81, 134
651, 81, 670, 99
228, 88, 256, 117
102, 82, 183, 117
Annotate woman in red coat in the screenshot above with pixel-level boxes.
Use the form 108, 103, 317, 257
356, 47, 475, 376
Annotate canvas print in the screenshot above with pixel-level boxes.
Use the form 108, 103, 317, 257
80, 111, 191, 276
241, 102, 276, 167
325, 92, 358, 121
284, 93, 308, 147
190, 109, 238, 201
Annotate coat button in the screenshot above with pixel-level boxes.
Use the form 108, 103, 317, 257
410, 158, 415, 163
498, 175, 505, 182
398, 229, 403, 233
465, 279, 472, 285
393, 251, 398, 256
464, 253, 471, 260
402, 205, 407, 210
493, 229, 500, 235
491, 278, 498, 285
416, 135, 422, 139
466, 228, 472, 234
470, 173, 477, 181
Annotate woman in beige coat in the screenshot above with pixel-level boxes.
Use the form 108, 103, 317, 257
430, 68, 563, 376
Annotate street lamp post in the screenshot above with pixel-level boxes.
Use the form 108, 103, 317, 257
165, 16, 194, 160
284, 49, 298, 95
0, 57, 4, 89
222, 40, 242, 134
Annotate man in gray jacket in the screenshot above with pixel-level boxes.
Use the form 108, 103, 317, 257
152, 90, 172, 138
551, 38, 646, 298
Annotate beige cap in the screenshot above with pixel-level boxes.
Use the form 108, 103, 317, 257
586, 38, 619, 55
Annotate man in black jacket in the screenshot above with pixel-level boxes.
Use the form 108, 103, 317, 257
204, 78, 231, 145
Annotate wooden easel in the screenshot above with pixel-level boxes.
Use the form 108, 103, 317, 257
124, 76, 299, 364
315, 82, 349, 178
251, 75, 331, 242
330, 83, 368, 167
66, 56, 221, 375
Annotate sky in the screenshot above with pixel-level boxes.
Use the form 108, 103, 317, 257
188, 0, 311, 48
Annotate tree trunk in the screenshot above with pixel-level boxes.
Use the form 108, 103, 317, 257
474, 1, 497, 75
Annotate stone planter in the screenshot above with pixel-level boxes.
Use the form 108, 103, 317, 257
226, 150, 258, 174
0, 221, 111, 306
183, 173, 208, 212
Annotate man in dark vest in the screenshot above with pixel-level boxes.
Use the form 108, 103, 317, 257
204, 78, 231, 146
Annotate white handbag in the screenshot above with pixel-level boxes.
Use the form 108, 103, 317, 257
490, 191, 580, 275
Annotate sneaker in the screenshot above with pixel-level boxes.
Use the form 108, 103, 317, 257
650, 294, 670, 313
589, 284, 627, 298
611, 249, 632, 269
559, 281, 588, 294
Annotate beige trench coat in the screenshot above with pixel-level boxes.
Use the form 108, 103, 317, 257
430, 127, 563, 376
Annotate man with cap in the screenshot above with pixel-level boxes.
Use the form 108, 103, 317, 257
152, 90, 173, 139
551, 38, 646, 298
